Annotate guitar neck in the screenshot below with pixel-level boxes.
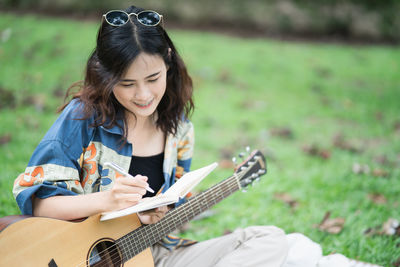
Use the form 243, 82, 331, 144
118, 173, 240, 262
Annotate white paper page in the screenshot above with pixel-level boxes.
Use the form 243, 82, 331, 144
164, 162, 218, 198
100, 194, 178, 221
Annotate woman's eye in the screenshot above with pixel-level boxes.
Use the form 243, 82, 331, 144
120, 83, 135, 87
148, 78, 159, 83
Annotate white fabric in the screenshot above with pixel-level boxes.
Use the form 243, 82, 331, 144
318, 254, 351, 267
152, 228, 381, 267
283, 233, 382, 267
283, 233, 323, 267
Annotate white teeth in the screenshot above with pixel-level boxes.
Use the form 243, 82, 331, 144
134, 99, 153, 107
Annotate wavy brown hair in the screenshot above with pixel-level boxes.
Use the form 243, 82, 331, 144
59, 5, 194, 137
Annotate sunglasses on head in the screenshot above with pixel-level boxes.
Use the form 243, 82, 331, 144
103, 10, 163, 27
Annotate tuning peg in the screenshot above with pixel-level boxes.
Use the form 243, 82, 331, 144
239, 166, 247, 171
254, 174, 261, 183
238, 147, 251, 160
257, 169, 266, 175
232, 157, 237, 165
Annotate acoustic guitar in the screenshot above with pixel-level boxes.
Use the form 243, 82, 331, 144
0, 150, 266, 267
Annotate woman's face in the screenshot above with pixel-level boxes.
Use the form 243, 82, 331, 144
113, 52, 167, 122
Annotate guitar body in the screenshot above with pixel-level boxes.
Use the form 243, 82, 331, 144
0, 214, 154, 267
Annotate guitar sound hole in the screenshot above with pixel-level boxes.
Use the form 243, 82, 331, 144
87, 238, 122, 267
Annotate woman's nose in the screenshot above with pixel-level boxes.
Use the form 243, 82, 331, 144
134, 84, 151, 100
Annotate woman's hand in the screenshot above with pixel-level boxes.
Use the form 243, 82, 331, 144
137, 205, 170, 224
104, 174, 149, 212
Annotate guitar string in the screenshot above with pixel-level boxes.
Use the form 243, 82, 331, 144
75, 167, 251, 267
90, 175, 241, 267
96, 181, 237, 267
108, 174, 242, 266
111, 187, 231, 267
84, 179, 238, 267
76, 171, 245, 267
75, 173, 243, 267
123, 174, 240, 259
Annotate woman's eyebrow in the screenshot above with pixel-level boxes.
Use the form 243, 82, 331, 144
120, 71, 161, 82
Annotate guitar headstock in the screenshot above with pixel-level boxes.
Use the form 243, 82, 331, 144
234, 150, 267, 189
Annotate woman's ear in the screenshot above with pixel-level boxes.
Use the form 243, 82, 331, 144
166, 48, 172, 70
168, 48, 172, 59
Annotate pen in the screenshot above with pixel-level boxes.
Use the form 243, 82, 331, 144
104, 161, 155, 193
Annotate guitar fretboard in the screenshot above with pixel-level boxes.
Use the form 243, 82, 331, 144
117, 173, 241, 262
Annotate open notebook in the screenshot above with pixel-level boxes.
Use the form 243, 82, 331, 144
100, 162, 218, 221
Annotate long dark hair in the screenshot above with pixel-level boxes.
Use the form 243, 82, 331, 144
60, 5, 194, 137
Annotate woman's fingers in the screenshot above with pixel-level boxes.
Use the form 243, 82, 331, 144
119, 175, 148, 188
115, 175, 149, 194
114, 182, 147, 196
106, 174, 150, 211
138, 205, 170, 224
155, 205, 169, 213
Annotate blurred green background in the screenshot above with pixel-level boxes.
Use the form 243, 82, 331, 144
1, 0, 400, 43
0, 1, 399, 266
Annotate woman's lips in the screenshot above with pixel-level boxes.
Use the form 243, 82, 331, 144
133, 99, 154, 109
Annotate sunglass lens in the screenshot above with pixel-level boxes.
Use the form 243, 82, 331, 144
137, 11, 160, 26
106, 11, 129, 26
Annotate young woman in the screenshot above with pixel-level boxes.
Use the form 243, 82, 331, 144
12, 5, 288, 266
12, 5, 378, 267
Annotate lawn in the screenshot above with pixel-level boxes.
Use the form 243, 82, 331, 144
0, 13, 399, 266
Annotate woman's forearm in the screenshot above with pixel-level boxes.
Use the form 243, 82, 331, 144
32, 176, 151, 221
32, 192, 110, 220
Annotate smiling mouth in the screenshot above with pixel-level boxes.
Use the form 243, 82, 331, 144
133, 99, 154, 109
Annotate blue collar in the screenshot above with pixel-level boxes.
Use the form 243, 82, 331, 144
100, 117, 125, 136
100, 123, 124, 136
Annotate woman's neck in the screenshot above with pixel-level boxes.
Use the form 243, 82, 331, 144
125, 111, 156, 131
125, 111, 165, 156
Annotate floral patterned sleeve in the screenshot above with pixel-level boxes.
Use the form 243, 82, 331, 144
12, 100, 93, 215
175, 121, 194, 180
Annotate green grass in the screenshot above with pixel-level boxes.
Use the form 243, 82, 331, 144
1, 13, 399, 266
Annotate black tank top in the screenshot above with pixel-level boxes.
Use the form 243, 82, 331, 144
128, 152, 164, 198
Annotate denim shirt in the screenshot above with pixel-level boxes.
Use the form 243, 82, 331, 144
13, 99, 194, 217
